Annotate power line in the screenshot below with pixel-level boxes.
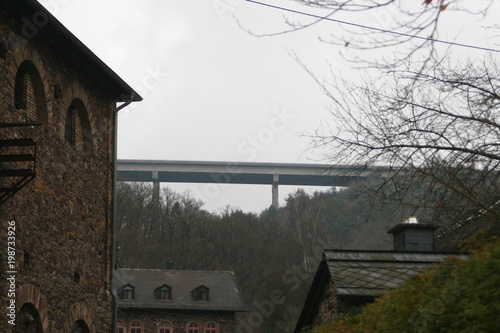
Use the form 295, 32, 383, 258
243, 0, 500, 53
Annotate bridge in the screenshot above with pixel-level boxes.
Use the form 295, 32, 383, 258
116, 160, 391, 207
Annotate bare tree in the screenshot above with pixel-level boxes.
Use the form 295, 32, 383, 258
242, 1, 499, 244
306, 54, 500, 246
242, 0, 494, 68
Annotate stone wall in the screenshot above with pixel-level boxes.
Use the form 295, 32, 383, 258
117, 309, 238, 333
311, 278, 338, 328
1, 4, 117, 332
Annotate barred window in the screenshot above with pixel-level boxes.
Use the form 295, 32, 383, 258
13, 60, 48, 124
65, 108, 76, 144
64, 99, 92, 154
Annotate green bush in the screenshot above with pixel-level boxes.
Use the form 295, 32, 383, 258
307, 239, 500, 332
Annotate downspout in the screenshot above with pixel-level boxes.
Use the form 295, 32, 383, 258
111, 93, 135, 332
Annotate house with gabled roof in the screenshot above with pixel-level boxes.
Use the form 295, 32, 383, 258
294, 217, 468, 332
113, 268, 246, 333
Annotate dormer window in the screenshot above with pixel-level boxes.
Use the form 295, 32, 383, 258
154, 284, 172, 300
118, 284, 135, 300
191, 285, 209, 301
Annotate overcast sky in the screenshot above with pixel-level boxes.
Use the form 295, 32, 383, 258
40, 0, 499, 213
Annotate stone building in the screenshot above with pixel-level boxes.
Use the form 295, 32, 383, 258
113, 268, 247, 333
1, 0, 140, 332
294, 218, 468, 332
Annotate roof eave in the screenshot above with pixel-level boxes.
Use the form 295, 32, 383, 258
24, 0, 142, 103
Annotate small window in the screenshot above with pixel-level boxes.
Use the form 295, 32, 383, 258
130, 321, 142, 333
187, 322, 200, 333
192, 285, 209, 301
119, 284, 135, 300
155, 285, 172, 300
159, 322, 172, 333
205, 322, 218, 333
116, 321, 125, 333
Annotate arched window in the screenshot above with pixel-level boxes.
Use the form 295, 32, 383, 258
130, 321, 142, 333
69, 319, 90, 333
14, 303, 43, 333
158, 322, 172, 333
116, 321, 125, 333
64, 98, 92, 154
204, 322, 218, 333
187, 322, 200, 333
13, 60, 48, 124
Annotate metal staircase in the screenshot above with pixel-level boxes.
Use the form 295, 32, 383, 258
0, 123, 38, 205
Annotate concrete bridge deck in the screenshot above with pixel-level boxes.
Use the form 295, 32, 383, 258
116, 160, 391, 207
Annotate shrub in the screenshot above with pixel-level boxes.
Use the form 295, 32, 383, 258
307, 239, 500, 332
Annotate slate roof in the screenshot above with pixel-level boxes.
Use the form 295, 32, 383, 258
294, 249, 467, 332
113, 268, 246, 312
323, 250, 468, 297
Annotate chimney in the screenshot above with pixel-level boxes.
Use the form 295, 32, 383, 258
387, 217, 437, 252
166, 260, 174, 270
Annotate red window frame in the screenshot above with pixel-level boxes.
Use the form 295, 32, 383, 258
159, 322, 172, 333
130, 321, 142, 333
205, 322, 218, 333
116, 321, 125, 333
187, 322, 200, 333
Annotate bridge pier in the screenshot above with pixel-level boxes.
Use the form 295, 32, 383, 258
272, 174, 279, 208
152, 171, 160, 203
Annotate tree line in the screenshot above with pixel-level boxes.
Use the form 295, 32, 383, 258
115, 180, 424, 332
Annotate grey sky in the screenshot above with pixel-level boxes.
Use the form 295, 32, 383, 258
40, 0, 499, 212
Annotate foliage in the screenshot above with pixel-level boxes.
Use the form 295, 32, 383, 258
115, 182, 402, 332
307, 238, 500, 333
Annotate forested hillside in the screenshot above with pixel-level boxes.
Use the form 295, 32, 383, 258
115, 182, 409, 332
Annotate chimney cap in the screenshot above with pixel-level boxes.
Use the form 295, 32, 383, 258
404, 216, 418, 224
387, 216, 438, 252
387, 219, 438, 235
